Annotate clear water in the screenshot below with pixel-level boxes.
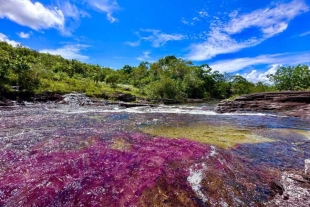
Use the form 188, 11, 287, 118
0, 103, 309, 206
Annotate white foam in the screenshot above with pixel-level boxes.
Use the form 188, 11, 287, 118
209, 146, 218, 157
187, 163, 208, 203
48, 105, 285, 117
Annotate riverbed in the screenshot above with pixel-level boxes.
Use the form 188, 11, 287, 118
1, 103, 309, 206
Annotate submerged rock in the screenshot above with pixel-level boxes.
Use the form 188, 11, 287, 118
215, 91, 310, 118
267, 171, 310, 207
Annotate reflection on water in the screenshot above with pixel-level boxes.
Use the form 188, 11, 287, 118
0, 103, 309, 206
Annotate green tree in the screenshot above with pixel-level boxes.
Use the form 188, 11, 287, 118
182, 73, 205, 98
268, 65, 310, 90
146, 77, 184, 100
105, 73, 120, 88
230, 75, 254, 95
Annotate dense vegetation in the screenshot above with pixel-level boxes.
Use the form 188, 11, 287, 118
0, 41, 309, 101
268, 64, 310, 91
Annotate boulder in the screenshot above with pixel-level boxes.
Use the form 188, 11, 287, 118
59, 93, 93, 106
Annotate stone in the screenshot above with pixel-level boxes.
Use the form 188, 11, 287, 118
268, 172, 310, 206
33, 93, 64, 102
159, 99, 180, 104
115, 93, 136, 102
215, 91, 310, 118
0, 98, 15, 106
60, 93, 93, 106
305, 159, 310, 175
270, 180, 284, 196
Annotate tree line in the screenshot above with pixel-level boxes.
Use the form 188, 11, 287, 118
0, 41, 309, 101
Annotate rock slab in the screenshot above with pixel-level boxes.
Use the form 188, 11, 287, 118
306, 159, 310, 175
215, 91, 310, 118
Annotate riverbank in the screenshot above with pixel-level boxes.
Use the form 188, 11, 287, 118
215, 91, 310, 118
0, 91, 208, 108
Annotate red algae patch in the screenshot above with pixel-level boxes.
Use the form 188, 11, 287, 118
0, 133, 276, 206
0, 133, 209, 206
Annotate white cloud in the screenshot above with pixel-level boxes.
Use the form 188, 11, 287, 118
193, 17, 200, 22
136, 51, 152, 61
140, 29, 186, 47
40, 44, 89, 61
181, 18, 190, 25
224, 0, 308, 37
242, 64, 279, 83
125, 40, 140, 47
300, 30, 310, 36
210, 52, 310, 73
186, 0, 309, 61
182, 10, 208, 25
88, 0, 119, 23
198, 10, 208, 18
17, 32, 31, 39
57, 0, 89, 20
0, 0, 65, 30
0, 33, 20, 47
187, 29, 262, 61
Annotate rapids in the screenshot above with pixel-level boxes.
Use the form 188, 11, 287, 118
0, 103, 309, 206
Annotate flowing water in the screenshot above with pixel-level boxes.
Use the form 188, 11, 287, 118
0, 103, 309, 206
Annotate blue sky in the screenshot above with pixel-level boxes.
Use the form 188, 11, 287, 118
0, 0, 310, 83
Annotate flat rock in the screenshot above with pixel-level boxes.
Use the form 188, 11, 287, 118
215, 91, 310, 118
115, 93, 136, 102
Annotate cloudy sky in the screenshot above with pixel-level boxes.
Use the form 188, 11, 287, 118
0, 0, 310, 82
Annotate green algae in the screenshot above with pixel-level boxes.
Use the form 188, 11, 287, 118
110, 138, 132, 151
142, 124, 273, 149
294, 129, 310, 139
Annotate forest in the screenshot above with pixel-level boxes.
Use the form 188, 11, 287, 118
0, 41, 309, 101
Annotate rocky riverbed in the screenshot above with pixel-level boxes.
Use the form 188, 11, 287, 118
1, 97, 310, 206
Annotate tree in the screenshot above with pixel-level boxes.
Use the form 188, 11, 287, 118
211, 71, 232, 98
252, 82, 273, 93
182, 73, 205, 98
105, 73, 120, 88
230, 75, 254, 95
122, 65, 133, 74
146, 77, 184, 100
268, 65, 310, 90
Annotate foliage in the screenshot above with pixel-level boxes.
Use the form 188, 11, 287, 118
268, 65, 310, 90
0, 41, 283, 101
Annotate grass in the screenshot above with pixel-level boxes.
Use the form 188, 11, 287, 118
34, 78, 146, 100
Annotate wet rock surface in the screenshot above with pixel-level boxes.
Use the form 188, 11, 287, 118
0, 104, 310, 206
267, 171, 310, 206
59, 93, 93, 106
113, 93, 136, 102
215, 91, 310, 118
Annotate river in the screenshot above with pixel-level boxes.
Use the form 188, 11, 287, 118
0, 103, 309, 206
